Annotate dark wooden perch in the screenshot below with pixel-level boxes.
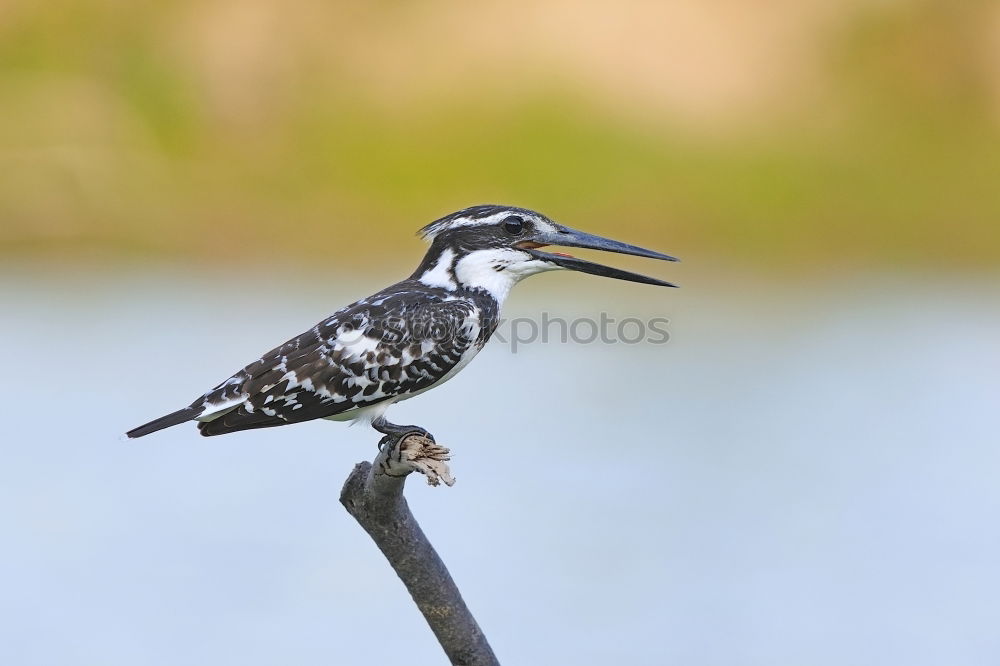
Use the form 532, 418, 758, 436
339, 434, 500, 666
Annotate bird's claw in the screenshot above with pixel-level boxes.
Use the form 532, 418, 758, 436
376, 426, 435, 454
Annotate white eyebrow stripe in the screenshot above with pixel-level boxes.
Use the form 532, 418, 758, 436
421, 212, 506, 238
421, 211, 555, 240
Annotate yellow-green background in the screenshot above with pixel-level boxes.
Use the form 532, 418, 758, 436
4, 4, 1000, 666
3, 0, 998, 271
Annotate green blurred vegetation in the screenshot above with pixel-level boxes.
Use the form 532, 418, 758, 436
1, 0, 998, 271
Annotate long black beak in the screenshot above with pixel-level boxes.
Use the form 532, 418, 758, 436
521, 225, 679, 287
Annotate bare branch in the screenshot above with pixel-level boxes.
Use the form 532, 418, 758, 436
340, 434, 499, 666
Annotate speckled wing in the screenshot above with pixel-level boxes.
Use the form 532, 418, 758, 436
195, 288, 488, 436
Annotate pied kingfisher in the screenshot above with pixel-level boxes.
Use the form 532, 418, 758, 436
127, 205, 677, 444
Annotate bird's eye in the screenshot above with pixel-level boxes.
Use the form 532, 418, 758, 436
502, 216, 525, 235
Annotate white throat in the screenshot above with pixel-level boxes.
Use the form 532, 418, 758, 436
453, 249, 558, 303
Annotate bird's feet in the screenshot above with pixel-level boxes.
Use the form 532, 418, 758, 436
370, 416, 454, 486
371, 417, 436, 452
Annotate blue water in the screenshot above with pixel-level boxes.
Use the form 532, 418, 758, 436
1, 266, 998, 665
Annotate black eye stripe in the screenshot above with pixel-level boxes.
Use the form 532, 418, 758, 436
502, 215, 525, 235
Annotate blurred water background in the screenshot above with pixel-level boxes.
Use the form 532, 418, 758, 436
2, 1, 999, 664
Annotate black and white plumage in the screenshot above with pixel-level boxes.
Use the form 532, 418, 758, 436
127, 205, 677, 440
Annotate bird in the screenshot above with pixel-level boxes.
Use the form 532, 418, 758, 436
126, 205, 678, 445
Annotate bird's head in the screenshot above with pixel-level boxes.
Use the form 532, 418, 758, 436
412, 205, 678, 300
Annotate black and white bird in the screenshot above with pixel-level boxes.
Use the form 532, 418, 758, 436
126, 205, 677, 444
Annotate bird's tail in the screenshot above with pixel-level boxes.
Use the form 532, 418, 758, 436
126, 406, 201, 439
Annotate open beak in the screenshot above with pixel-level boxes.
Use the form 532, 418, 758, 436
520, 225, 679, 287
